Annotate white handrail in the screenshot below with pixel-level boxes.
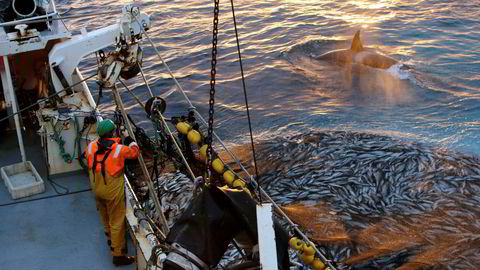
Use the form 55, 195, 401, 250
2, 56, 26, 163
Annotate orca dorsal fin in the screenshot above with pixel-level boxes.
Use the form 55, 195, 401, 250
351, 30, 364, 52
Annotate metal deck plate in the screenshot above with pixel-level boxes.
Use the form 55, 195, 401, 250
0, 131, 135, 269
0, 16, 71, 56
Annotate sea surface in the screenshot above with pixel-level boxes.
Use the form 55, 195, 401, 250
65, 0, 480, 155
61, 1, 480, 268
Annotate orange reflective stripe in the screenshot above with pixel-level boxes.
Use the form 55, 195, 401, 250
113, 144, 123, 158
119, 142, 140, 160
86, 138, 140, 177
87, 141, 94, 155
86, 140, 99, 170
105, 142, 139, 176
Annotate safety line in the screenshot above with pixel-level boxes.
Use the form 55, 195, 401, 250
133, 16, 256, 185
134, 75, 198, 182
112, 84, 170, 234
138, 64, 154, 97
134, 11, 336, 269
229, 0, 261, 200
0, 73, 97, 123
119, 79, 146, 109
0, 188, 91, 208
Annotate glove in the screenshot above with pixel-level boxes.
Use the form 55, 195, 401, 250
120, 126, 129, 137
124, 136, 135, 146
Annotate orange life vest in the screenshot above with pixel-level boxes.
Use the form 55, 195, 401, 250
86, 138, 140, 179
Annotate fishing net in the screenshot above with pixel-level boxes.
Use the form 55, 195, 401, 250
283, 200, 480, 269
129, 128, 480, 269
252, 131, 480, 269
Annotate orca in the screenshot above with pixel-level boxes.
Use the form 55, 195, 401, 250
314, 30, 398, 69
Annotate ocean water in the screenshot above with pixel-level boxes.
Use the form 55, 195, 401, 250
64, 0, 480, 154
59, 1, 480, 268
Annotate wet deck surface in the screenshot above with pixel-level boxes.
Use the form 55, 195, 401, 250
0, 131, 135, 270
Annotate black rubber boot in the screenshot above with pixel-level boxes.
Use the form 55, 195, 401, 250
112, 256, 135, 266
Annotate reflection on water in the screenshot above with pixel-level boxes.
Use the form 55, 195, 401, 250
254, 131, 480, 269
285, 201, 480, 269
67, 0, 479, 155
64, 0, 480, 268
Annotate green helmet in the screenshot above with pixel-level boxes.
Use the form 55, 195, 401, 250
96, 119, 116, 137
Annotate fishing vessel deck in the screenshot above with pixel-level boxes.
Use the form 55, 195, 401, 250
0, 1, 311, 269
0, 130, 135, 270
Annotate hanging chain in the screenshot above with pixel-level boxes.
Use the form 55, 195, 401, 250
206, 0, 220, 184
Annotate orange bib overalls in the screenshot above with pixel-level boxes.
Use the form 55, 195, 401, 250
86, 138, 139, 256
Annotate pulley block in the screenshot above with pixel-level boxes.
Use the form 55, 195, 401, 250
145, 96, 166, 117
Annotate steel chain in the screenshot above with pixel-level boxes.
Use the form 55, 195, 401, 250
206, 0, 220, 183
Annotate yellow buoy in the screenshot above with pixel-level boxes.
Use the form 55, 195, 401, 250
187, 130, 201, 144
176, 122, 190, 134
212, 158, 224, 173
292, 239, 304, 250
223, 170, 235, 186
289, 237, 300, 248
302, 254, 315, 265
199, 145, 208, 159
232, 179, 245, 188
303, 243, 315, 256
312, 259, 325, 270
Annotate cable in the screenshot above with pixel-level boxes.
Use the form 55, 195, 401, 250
133, 16, 255, 185
151, 110, 198, 182
0, 73, 97, 123
57, 6, 70, 32
229, 0, 261, 201
0, 188, 91, 207
119, 79, 146, 109
42, 132, 69, 195
133, 9, 336, 269
138, 64, 154, 97
42, 110, 167, 118
47, 177, 70, 195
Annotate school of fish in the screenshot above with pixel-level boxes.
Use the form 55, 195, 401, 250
143, 130, 480, 269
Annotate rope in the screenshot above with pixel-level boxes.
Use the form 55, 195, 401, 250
133, 15, 255, 184
112, 84, 170, 235
50, 120, 70, 162
229, 0, 261, 200
131, 62, 198, 182
125, 175, 166, 240
42, 133, 70, 195
131, 10, 274, 189
133, 16, 195, 110
0, 73, 97, 123
127, 25, 193, 176
119, 79, 146, 109
258, 188, 336, 269
150, 108, 198, 182
49, 109, 171, 118
0, 188, 91, 207
133, 10, 336, 269
138, 64, 154, 97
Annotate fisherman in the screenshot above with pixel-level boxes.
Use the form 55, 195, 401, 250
85, 119, 139, 266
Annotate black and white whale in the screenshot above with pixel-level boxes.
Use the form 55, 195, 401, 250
314, 30, 399, 69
